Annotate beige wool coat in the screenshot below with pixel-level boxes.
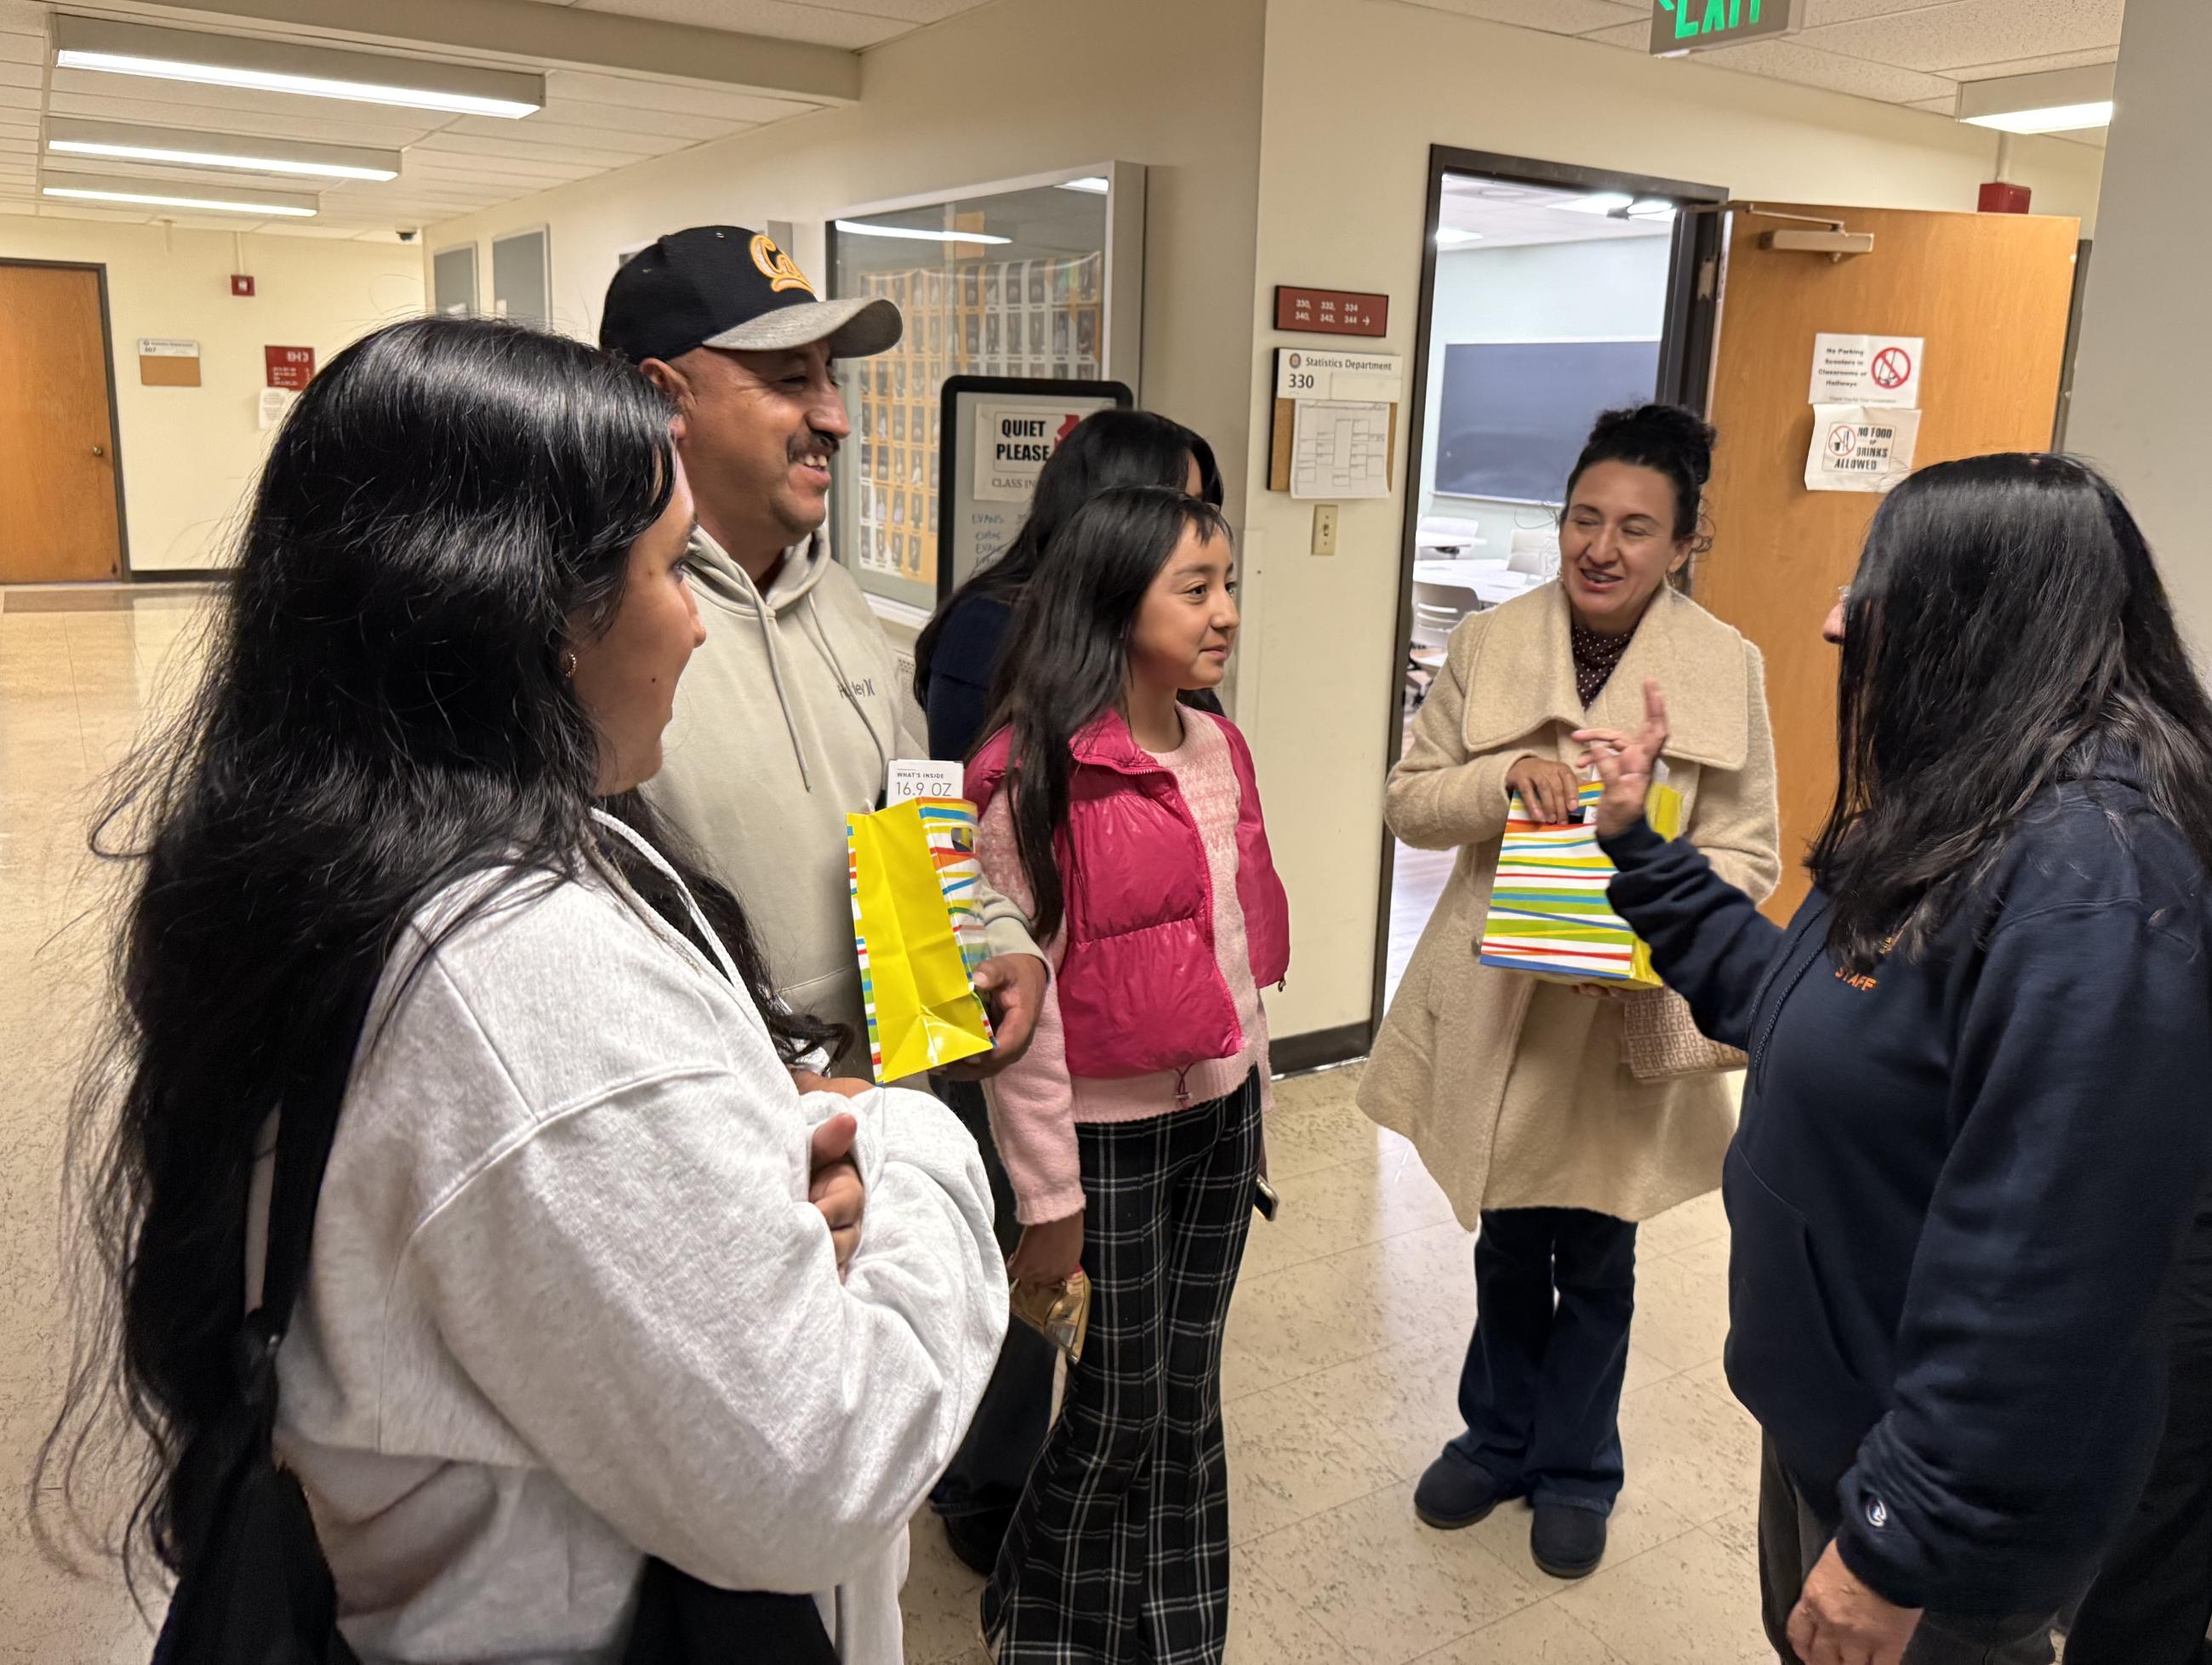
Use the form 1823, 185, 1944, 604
1360, 582, 1781, 1229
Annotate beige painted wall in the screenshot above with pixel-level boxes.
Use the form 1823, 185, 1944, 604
0, 218, 423, 572
2065, 2, 2207, 655
420, 0, 2105, 1047
419, 0, 1269, 536
1237, 0, 2107, 1042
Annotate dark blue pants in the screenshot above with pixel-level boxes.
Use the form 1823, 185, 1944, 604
930, 1078, 1058, 1520
1450, 1206, 1637, 1515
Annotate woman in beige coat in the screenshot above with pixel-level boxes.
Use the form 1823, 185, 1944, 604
1360, 406, 1779, 1582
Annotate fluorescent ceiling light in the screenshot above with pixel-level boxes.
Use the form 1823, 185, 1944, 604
1434, 227, 1483, 246
1626, 198, 1678, 220
1057, 176, 1111, 194
53, 16, 543, 119
1555, 191, 1636, 216
1962, 100, 2113, 134
46, 118, 399, 181
835, 219, 1012, 245
1956, 63, 2116, 135
42, 176, 317, 217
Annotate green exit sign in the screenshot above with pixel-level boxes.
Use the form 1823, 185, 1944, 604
1650, 0, 1796, 53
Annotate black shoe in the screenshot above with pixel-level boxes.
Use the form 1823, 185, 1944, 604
942, 1506, 1012, 1577
1413, 1449, 1514, 1530
1530, 1501, 1607, 1579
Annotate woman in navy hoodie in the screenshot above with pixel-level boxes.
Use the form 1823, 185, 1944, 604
1579, 454, 2212, 1665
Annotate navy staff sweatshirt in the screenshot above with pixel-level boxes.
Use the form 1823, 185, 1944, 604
1601, 760, 2212, 1617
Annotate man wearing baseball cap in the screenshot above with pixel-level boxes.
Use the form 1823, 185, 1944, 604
601, 226, 1046, 1077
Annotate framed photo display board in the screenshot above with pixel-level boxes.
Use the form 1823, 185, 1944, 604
829, 163, 1146, 618
939, 376, 1133, 596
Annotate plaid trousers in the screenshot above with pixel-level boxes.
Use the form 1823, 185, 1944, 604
983, 1069, 1261, 1664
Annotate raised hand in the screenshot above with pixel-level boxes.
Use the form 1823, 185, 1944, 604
1573, 678, 1670, 841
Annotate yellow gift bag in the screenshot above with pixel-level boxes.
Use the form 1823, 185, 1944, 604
847, 797, 995, 1082
1478, 779, 1685, 988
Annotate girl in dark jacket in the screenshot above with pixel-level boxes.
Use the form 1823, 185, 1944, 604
1580, 454, 2212, 1665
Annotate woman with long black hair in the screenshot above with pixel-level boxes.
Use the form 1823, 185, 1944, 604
1582, 454, 2212, 1665
37, 316, 1006, 1662
912, 407, 1224, 763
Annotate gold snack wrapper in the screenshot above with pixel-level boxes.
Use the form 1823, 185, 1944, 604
1009, 1269, 1092, 1364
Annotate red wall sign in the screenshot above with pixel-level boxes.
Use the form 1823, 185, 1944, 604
230, 274, 255, 297
265, 345, 316, 389
1274, 285, 1388, 339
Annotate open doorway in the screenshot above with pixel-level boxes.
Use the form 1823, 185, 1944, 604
1375, 149, 1724, 1020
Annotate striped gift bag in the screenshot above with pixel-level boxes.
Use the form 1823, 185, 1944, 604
1478, 779, 1684, 987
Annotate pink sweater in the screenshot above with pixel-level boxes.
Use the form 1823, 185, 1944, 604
978, 712, 1273, 1224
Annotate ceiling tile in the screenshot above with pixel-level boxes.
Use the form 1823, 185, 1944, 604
1397, 0, 1646, 31
567, 0, 911, 48
531, 100, 732, 141
442, 114, 693, 155
1582, 20, 1650, 48
413, 130, 652, 168
1801, 0, 1956, 23
544, 69, 819, 123
0, 1, 44, 31
1950, 45, 2120, 81
1693, 37, 1958, 102
396, 150, 597, 183
1796, 0, 2124, 74
0, 57, 37, 88
0, 83, 37, 110
0, 30, 41, 65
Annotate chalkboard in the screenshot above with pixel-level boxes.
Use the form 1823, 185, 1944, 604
1434, 339, 1662, 505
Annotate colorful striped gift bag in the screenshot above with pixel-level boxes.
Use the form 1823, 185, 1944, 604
846, 797, 995, 1083
1478, 779, 1684, 987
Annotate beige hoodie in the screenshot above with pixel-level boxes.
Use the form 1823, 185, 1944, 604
647, 525, 1037, 1062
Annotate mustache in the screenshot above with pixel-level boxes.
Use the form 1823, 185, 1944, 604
789, 432, 842, 462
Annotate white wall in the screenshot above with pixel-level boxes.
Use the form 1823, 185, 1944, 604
419, 0, 1268, 536
1418, 237, 1673, 552
1237, 0, 2107, 1044
2064, 3, 2209, 655
0, 218, 424, 572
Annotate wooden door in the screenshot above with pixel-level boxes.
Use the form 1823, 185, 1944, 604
0, 264, 123, 583
1696, 205, 2079, 919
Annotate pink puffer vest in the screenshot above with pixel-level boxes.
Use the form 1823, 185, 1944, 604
967, 709, 1291, 1081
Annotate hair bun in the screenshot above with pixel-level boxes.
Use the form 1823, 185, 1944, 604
1588, 403, 1715, 487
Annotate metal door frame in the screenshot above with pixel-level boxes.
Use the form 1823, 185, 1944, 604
1365, 146, 1728, 1049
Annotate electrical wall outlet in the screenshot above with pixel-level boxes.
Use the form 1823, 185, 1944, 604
1311, 503, 1339, 556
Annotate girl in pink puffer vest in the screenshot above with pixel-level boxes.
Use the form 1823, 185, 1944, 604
967, 483, 1289, 1665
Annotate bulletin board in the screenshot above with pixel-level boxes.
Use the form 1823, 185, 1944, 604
938, 375, 1132, 600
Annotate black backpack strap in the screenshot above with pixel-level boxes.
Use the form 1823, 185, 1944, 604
240, 985, 378, 1413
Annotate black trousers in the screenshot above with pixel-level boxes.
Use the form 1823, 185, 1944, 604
929, 1077, 1059, 1520
983, 1072, 1259, 1665
2065, 1196, 2212, 1665
1450, 1206, 1637, 1514
1758, 1437, 2059, 1665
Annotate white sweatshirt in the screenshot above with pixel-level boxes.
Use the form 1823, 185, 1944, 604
262, 815, 1007, 1662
